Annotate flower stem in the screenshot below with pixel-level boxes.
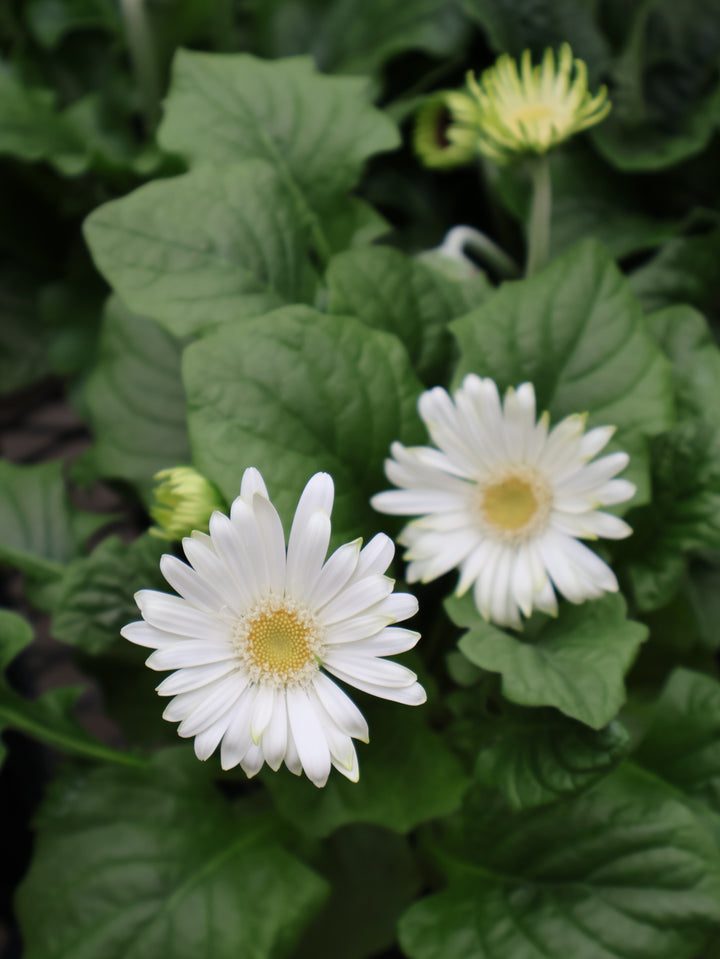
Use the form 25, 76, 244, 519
525, 155, 552, 275
436, 226, 520, 279
121, 0, 161, 130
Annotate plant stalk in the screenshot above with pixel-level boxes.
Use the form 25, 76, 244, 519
525, 155, 552, 275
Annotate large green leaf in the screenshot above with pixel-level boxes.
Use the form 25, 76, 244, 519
636, 669, 720, 813
253, 0, 467, 75
83, 297, 191, 499
16, 751, 327, 959
461, 0, 609, 74
475, 707, 630, 810
0, 609, 138, 768
592, 0, 720, 171
451, 239, 674, 503
183, 304, 425, 544
0, 460, 112, 579
158, 51, 399, 209
326, 246, 489, 383
621, 422, 720, 612
399, 764, 720, 959
264, 701, 468, 838
630, 229, 720, 314
646, 306, 720, 423
51, 533, 166, 655
295, 825, 421, 959
450, 593, 647, 729
83, 163, 318, 337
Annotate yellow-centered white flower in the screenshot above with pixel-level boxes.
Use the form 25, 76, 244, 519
123, 469, 425, 787
372, 376, 635, 628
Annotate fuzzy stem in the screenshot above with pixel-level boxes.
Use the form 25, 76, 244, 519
525, 156, 552, 275
121, 0, 161, 130
436, 226, 520, 279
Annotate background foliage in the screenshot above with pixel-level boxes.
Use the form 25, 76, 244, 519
2, 0, 720, 957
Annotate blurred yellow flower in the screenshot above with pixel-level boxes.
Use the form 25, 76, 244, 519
413, 91, 478, 169
462, 44, 610, 163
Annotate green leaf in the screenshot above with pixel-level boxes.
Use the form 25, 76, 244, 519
26, 0, 122, 48
158, 51, 400, 209
16, 751, 327, 959
475, 708, 630, 810
51, 534, 166, 655
83, 163, 318, 338
549, 148, 683, 259
0, 608, 139, 767
295, 825, 421, 959
636, 668, 720, 813
0, 65, 86, 173
452, 593, 647, 728
183, 304, 425, 544
0, 267, 50, 394
451, 239, 674, 504
461, 0, 609, 74
646, 305, 720, 424
399, 764, 720, 959
83, 297, 191, 499
254, 0, 466, 75
0, 460, 112, 579
622, 422, 720, 611
327, 246, 490, 383
264, 702, 468, 837
592, 0, 720, 171
630, 229, 720, 314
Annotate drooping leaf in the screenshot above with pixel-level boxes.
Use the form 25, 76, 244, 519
636, 668, 720, 813
295, 825, 422, 959
254, 0, 467, 75
0, 608, 137, 767
0, 460, 112, 579
630, 228, 720, 314
158, 51, 400, 209
475, 707, 630, 810
51, 533, 166, 655
264, 701, 468, 838
183, 304, 425, 544
451, 239, 675, 504
621, 422, 720, 611
83, 163, 318, 337
326, 245, 490, 383
399, 764, 720, 959
83, 297, 191, 499
16, 750, 328, 959
450, 593, 647, 729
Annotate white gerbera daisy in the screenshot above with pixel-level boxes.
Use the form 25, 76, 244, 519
122, 468, 425, 787
371, 375, 636, 629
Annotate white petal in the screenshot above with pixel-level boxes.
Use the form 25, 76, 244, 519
344, 627, 421, 657
156, 661, 237, 695
354, 532, 395, 578
193, 709, 235, 761
285, 510, 331, 601
146, 641, 235, 671
312, 673, 369, 741
252, 493, 287, 595
319, 575, 394, 625
593, 478, 636, 506
181, 534, 242, 611
308, 539, 361, 609
177, 672, 248, 737
286, 686, 332, 787
121, 620, 184, 649
241, 741, 266, 778
159, 554, 224, 612
324, 666, 427, 706
220, 686, 258, 770
375, 591, 419, 624
261, 690, 288, 771
250, 685, 275, 742
372, 489, 464, 516
135, 590, 230, 641
287, 472, 334, 551
323, 652, 417, 688
240, 467, 269, 502
215, 505, 266, 604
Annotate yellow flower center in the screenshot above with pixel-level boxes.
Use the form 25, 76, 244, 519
234, 601, 322, 688
479, 469, 551, 541
509, 102, 558, 125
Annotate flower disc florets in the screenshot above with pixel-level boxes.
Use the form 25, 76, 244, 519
123, 468, 425, 786
372, 375, 636, 628
458, 43, 611, 164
